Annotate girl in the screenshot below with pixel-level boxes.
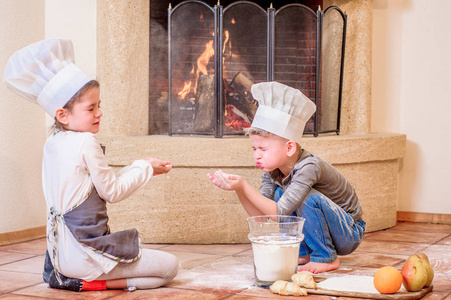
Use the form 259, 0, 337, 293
3, 39, 178, 292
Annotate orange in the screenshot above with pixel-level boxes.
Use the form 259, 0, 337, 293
373, 266, 403, 294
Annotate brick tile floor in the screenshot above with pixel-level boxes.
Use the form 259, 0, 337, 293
0, 221, 449, 299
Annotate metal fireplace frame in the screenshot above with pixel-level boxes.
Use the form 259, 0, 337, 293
168, 0, 346, 137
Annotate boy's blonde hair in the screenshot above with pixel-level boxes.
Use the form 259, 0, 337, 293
50, 80, 99, 134
244, 127, 270, 137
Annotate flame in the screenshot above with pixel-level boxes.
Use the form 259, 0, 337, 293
173, 16, 253, 132
223, 30, 229, 53
177, 81, 192, 100
197, 40, 214, 76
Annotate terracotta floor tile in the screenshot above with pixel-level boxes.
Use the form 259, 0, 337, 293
437, 235, 451, 245
0, 222, 449, 298
109, 287, 230, 299
365, 230, 448, 244
353, 239, 430, 256
0, 239, 46, 256
13, 283, 124, 299
234, 248, 253, 257
0, 251, 34, 266
165, 250, 224, 270
0, 270, 42, 293
422, 273, 451, 293
420, 245, 451, 273
167, 256, 254, 294
420, 291, 451, 300
0, 255, 43, 275
163, 244, 252, 256
338, 253, 405, 269
392, 222, 451, 234
0, 294, 53, 299
141, 244, 173, 250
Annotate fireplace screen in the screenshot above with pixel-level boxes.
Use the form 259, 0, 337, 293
149, 1, 346, 137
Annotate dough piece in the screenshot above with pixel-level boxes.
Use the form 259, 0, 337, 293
291, 272, 317, 289
269, 280, 308, 296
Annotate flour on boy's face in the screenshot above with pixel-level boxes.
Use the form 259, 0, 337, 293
249, 133, 289, 173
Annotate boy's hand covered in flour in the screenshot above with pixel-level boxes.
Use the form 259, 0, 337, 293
207, 170, 242, 191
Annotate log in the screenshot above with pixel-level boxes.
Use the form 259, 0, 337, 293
227, 72, 258, 119
231, 72, 254, 92
194, 74, 215, 132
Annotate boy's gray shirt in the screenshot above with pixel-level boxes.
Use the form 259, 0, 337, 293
260, 149, 363, 221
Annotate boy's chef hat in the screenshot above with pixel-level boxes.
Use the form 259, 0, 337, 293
251, 81, 316, 142
2, 38, 91, 117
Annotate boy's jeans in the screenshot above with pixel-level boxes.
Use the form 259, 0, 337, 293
275, 187, 366, 263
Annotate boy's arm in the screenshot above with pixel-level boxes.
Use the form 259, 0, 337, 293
208, 170, 277, 216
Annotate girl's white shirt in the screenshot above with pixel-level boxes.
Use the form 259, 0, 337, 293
42, 131, 153, 281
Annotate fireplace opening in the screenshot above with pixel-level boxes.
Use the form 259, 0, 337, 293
149, 0, 345, 137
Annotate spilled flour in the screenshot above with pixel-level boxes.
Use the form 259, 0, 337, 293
317, 275, 379, 294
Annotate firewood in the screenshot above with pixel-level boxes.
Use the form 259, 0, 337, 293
194, 74, 215, 132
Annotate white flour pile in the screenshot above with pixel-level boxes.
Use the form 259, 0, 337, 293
317, 275, 379, 294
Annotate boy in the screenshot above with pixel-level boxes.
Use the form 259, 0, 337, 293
208, 81, 366, 274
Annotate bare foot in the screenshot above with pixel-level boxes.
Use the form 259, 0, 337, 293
298, 255, 310, 265
297, 258, 340, 274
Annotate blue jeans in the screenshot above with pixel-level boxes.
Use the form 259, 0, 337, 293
275, 187, 366, 263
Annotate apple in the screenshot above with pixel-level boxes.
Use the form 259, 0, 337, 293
417, 253, 434, 287
401, 254, 428, 292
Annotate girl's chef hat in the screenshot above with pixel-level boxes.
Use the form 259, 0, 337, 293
250, 81, 316, 142
2, 38, 91, 117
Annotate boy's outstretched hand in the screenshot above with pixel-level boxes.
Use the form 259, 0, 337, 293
144, 157, 172, 175
207, 170, 242, 191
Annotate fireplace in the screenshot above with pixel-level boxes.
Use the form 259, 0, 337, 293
149, 0, 346, 137
96, 0, 406, 244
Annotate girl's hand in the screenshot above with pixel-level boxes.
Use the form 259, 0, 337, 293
207, 170, 242, 191
144, 157, 172, 175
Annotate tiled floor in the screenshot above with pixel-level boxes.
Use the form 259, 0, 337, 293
0, 221, 449, 299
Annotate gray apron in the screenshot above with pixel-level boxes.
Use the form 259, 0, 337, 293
63, 187, 141, 261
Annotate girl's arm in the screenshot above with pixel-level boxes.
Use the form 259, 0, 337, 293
84, 134, 155, 203
208, 170, 277, 216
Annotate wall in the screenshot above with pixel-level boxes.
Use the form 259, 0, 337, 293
45, 0, 97, 93
0, 0, 97, 238
372, 0, 451, 215
0, 0, 46, 235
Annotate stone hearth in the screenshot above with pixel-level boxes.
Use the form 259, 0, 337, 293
96, 0, 406, 243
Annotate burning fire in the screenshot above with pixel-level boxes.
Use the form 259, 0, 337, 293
196, 40, 214, 77
177, 81, 192, 100
175, 16, 254, 132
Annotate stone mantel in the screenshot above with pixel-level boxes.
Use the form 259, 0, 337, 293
100, 133, 405, 167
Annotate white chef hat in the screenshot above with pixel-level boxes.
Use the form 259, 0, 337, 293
250, 81, 316, 142
2, 38, 91, 117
